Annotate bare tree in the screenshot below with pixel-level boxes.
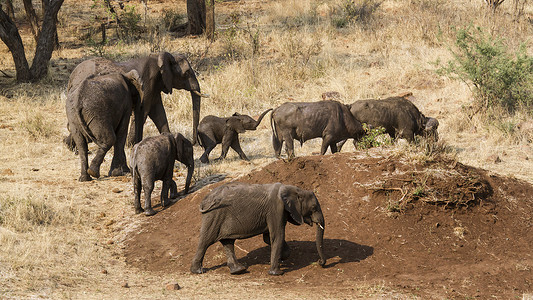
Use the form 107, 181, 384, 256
186, 0, 214, 39
0, 0, 64, 82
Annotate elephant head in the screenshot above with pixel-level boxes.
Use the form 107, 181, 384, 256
158, 52, 208, 144
229, 108, 273, 131
279, 185, 326, 267
174, 133, 194, 194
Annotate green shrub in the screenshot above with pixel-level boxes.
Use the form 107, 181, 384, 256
437, 26, 533, 114
356, 124, 392, 149
161, 8, 186, 32
119, 5, 142, 42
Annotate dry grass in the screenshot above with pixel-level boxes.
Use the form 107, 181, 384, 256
1, 0, 532, 298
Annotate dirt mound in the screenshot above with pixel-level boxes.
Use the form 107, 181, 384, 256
124, 151, 533, 298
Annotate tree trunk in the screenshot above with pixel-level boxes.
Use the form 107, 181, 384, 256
22, 0, 41, 42
3, 0, 15, 21
0, 8, 32, 81
186, 0, 206, 35
205, 0, 214, 40
29, 0, 64, 80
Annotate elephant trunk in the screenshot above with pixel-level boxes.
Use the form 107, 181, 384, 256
313, 211, 326, 267
191, 91, 201, 145
252, 108, 273, 130
184, 163, 194, 194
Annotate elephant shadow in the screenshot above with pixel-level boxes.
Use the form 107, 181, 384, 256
207, 238, 373, 274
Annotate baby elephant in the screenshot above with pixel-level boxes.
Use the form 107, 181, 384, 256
130, 132, 194, 216
197, 108, 272, 163
190, 182, 326, 276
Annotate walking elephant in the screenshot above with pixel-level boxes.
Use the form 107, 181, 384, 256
197, 108, 272, 163
66, 70, 143, 181
65, 51, 208, 147
190, 182, 326, 275
130, 132, 194, 216
271, 100, 365, 159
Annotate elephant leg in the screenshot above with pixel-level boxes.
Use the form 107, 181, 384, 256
127, 113, 148, 147
199, 132, 216, 164
71, 129, 91, 182
220, 239, 247, 274
169, 179, 179, 199
191, 222, 217, 274
336, 139, 347, 152
109, 113, 130, 177
217, 131, 235, 161
133, 172, 143, 214
161, 178, 174, 207
229, 135, 249, 161
148, 97, 171, 134
142, 179, 156, 216
263, 232, 290, 260
268, 226, 285, 275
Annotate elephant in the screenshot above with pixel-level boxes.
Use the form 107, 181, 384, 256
66, 70, 143, 182
270, 100, 365, 159
338, 97, 439, 150
190, 182, 326, 275
197, 108, 273, 163
130, 132, 194, 216
64, 51, 208, 148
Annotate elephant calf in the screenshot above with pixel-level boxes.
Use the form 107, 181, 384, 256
130, 132, 194, 216
271, 100, 364, 159
191, 182, 326, 276
197, 108, 272, 163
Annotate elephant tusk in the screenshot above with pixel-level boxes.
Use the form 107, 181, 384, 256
318, 223, 324, 230
193, 90, 210, 98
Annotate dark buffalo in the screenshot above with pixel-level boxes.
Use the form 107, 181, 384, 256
351, 96, 438, 140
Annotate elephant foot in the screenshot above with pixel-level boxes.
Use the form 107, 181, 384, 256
268, 268, 284, 276
318, 258, 326, 267
190, 265, 205, 274
228, 263, 247, 275
161, 199, 171, 207
78, 174, 92, 182
135, 207, 144, 214
87, 168, 100, 179
144, 208, 157, 216
109, 167, 129, 177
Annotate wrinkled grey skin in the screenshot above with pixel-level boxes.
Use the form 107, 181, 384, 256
271, 100, 365, 159
66, 70, 143, 182
64, 52, 204, 147
130, 132, 194, 216
190, 182, 326, 276
338, 97, 439, 150
197, 108, 273, 163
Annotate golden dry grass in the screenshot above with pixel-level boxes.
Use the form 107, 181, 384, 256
1, 0, 532, 298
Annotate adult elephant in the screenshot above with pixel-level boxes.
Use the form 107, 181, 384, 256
66, 70, 143, 181
66, 52, 207, 146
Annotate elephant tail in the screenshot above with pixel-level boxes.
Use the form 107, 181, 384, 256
73, 86, 105, 149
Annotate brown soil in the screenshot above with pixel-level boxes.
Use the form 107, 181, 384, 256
125, 151, 533, 298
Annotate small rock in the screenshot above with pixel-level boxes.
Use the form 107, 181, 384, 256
166, 282, 181, 290
1, 169, 14, 176
32, 168, 39, 171
122, 282, 129, 288
102, 269, 108, 274
107, 240, 114, 245
112, 188, 122, 193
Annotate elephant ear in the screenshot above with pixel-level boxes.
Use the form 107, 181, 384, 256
123, 70, 144, 101
158, 52, 176, 95
226, 117, 246, 133
279, 185, 303, 225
